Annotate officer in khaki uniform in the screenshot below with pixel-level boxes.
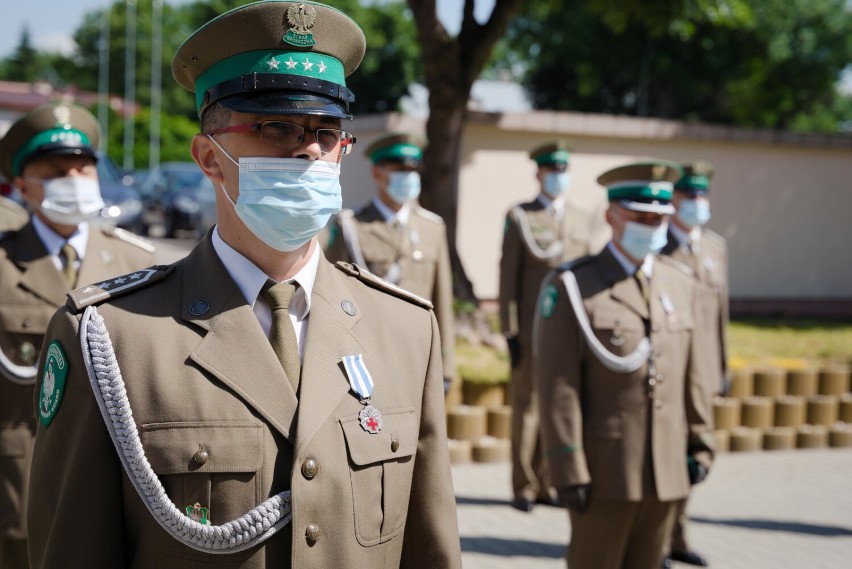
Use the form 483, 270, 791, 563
661, 161, 728, 568
0, 103, 154, 569
0, 196, 28, 233
27, 2, 460, 568
324, 133, 455, 392
534, 161, 715, 569
499, 142, 609, 512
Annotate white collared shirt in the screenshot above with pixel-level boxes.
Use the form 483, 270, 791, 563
372, 196, 411, 227
607, 241, 654, 279
536, 193, 565, 218
670, 222, 701, 250
211, 227, 318, 360
32, 215, 88, 273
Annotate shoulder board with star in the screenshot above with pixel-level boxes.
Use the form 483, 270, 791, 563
67, 264, 175, 313
657, 255, 696, 279
334, 261, 433, 310
703, 229, 727, 247
412, 207, 445, 225
100, 226, 156, 254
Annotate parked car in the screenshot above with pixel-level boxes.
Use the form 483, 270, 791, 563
139, 162, 214, 238
94, 152, 146, 234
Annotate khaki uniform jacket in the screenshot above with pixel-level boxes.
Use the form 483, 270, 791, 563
534, 247, 714, 502
325, 202, 455, 379
0, 197, 28, 233
499, 197, 608, 343
27, 235, 461, 569
0, 220, 154, 540
661, 229, 729, 393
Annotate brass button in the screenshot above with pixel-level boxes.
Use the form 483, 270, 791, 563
193, 448, 209, 465
391, 437, 400, 452
301, 458, 319, 479
655, 400, 663, 409
306, 523, 321, 542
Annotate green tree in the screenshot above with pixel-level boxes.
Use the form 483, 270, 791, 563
5, 26, 43, 82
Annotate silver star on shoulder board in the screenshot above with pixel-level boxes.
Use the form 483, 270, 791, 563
114, 277, 127, 284
129, 273, 142, 279
267, 56, 280, 70
302, 58, 314, 71
285, 57, 298, 70
98, 281, 111, 289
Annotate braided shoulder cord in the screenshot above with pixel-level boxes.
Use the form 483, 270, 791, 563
0, 346, 37, 385
80, 306, 292, 554
510, 206, 564, 262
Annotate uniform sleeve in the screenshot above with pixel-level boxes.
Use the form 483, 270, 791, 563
498, 211, 522, 336
718, 242, 730, 382
684, 281, 716, 472
28, 306, 125, 568
322, 216, 350, 263
400, 311, 461, 568
533, 273, 591, 488
433, 223, 455, 381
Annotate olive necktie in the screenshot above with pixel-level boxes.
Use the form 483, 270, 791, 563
260, 280, 301, 393
60, 243, 78, 288
635, 269, 650, 305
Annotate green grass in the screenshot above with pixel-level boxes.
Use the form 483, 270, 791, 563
456, 341, 510, 384
728, 319, 852, 368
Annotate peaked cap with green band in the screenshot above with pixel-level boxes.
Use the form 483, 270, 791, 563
172, 0, 366, 119
365, 132, 426, 166
0, 102, 100, 179
597, 160, 682, 215
675, 160, 714, 194
529, 141, 571, 167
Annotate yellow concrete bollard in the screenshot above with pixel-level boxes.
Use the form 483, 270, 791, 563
728, 367, 754, 399
446, 405, 487, 442
713, 397, 741, 430
786, 368, 818, 397
774, 395, 807, 428
753, 368, 786, 398
714, 429, 730, 453
828, 423, 852, 448
796, 424, 829, 449
729, 427, 763, 452
462, 381, 506, 409
472, 436, 511, 463
807, 395, 839, 426
818, 365, 851, 396
741, 396, 774, 429
447, 439, 473, 464
763, 427, 797, 451
840, 393, 852, 424
486, 406, 512, 440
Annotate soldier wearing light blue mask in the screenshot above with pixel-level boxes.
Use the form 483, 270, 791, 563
661, 160, 729, 569
324, 131, 456, 395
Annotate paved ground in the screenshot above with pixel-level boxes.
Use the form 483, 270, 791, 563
454, 448, 852, 568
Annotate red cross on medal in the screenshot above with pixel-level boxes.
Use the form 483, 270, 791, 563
359, 404, 383, 434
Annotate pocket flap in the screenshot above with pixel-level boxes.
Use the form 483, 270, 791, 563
592, 309, 643, 331
0, 304, 54, 334
139, 421, 263, 474
340, 408, 417, 466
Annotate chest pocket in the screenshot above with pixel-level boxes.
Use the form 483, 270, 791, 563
339, 407, 418, 547
592, 309, 646, 355
140, 421, 264, 560
0, 304, 54, 335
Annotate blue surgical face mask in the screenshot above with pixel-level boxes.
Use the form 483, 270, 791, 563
386, 171, 421, 205
677, 198, 711, 228
25, 175, 105, 225
209, 136, 342, 252
620, 219, 669, 260
543, 172, 571, 199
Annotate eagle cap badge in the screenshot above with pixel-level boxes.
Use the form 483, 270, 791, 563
283, 3, 318, 47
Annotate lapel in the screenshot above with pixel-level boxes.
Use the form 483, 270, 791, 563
295, 252, 365, 454
78, 228, 118, 286
10, 221, 68, 306
358, 201, 403, 250
184, 235, 299, 442
600, 247, 650, 320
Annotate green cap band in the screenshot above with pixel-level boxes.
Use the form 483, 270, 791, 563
607, 182, 673, 202
12, 127, 91, 176
534, 150, 570, 165
371, 142, 422, 164
194, 49, 346, 112
676, 175, 710, 191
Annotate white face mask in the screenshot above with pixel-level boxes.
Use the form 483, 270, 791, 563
386, 171, 421, 205
619, 219, 669, 260
677, 198, 711, 228
28, 176, 105, 225
543, 172, 571, 199
209, 136, 342, 252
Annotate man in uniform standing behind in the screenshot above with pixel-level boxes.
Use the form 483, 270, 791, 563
27, 3, 460, 568
0, 102, 154, 569
661, 160, 729, 568
535, 161, 715, 569
499, 142, 608, 512
0, 195, 28, 233
325, 132, 455, 393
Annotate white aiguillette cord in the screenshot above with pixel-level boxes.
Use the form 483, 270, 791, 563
80, 306, 292, 554
0, 347, 37, 385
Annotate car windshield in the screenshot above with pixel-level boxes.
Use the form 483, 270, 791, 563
96, 154, 125, 184
166, 169, 206, 190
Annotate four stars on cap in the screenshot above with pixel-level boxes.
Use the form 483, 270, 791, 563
267, 55, 326, 74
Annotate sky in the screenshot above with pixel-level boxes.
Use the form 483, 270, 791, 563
0, 0, 497, 61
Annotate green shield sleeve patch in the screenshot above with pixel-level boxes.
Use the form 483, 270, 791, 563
540, 283, 558, 319
39, 340, 69, 427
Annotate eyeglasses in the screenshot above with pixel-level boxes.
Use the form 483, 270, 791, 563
209, 120, 356, 156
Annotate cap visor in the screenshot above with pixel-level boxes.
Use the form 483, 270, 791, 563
616, 199, 675, 215
217, 92, 352, 120
20, 145, 97, 172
